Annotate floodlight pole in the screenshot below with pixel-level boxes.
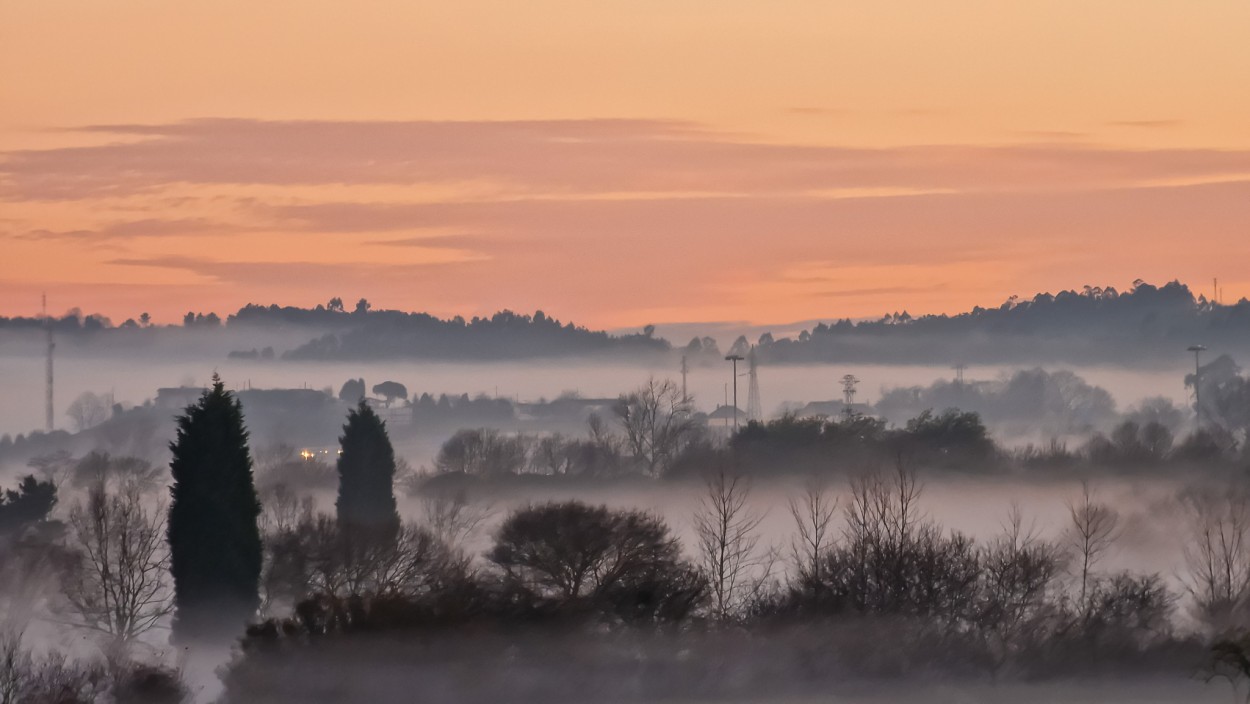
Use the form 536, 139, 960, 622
1188, 345, 1207, 427
726, 354, 744, 431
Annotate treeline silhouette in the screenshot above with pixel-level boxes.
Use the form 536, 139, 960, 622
426, 408, 1249, 484
740, 280, 1250, 365
0, 299, 668, 361
5, 280, 1250, 364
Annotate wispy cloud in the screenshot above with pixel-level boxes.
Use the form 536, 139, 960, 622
4, 118, 1249, 203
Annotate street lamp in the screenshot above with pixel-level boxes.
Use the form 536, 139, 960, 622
725, 354, 744, 431
1187, 345, 1207, 427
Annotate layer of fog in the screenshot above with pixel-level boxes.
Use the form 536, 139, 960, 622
0, 350, 1194, 438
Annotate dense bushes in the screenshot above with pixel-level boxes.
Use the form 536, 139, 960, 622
231, 468, 1210, 700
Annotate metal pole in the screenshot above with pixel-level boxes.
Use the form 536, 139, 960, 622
1188, 345, 1206, 427
43, 293, 54, 432
726, 354, 744, 431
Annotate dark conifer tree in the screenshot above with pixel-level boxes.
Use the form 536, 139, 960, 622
335, 400, 400, 541
167, 375, 262, 642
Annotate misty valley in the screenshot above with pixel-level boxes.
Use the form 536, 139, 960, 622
2, 282, 1250, 703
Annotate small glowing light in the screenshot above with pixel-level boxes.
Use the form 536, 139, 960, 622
300, 449, 314, 460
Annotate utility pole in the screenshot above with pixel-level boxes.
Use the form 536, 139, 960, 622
1188, 345, 1206, 427
680, 354, 689, 405
43, 294, 54, 432
746, 347, 762, 422
725, 354, 744, 431
953, 363, 966, 385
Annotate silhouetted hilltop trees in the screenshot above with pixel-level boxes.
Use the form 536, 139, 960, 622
281, 308, 668, 360
0, 301, 667, 361
4, 280, 1248, 364
0, 307, 112, 333
755, 280, 1250, 364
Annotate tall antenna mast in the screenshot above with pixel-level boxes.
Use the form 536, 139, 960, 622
43, 293, 54, 432
746, 347, 762, 422
840, 374, 859, 419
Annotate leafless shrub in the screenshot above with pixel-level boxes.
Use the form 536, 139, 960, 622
976, 505, 1063, 674
420, 491, 493, 549
0, 633, 106, 704
1180, 485, 1250, 631
259, 483, 315, 535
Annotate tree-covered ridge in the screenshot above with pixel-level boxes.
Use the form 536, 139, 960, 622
4, 280, 1249, 363
0, 300, 670, 359
741, 280, 1250, 364
278, 308, 669, 360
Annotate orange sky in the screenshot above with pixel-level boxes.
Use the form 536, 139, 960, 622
2, 0, 1249, 329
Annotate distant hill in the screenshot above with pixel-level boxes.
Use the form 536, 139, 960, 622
3, 281, 1246, 365
0, 301, 670, 361
705, 280, 1250, 366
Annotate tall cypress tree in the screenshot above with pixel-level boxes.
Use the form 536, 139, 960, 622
336, 399, 400, 541
167, 375, 262, 643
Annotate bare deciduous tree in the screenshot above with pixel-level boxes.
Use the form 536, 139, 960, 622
693, 470, 770, 620
420, 491, 493, 549
61, 484, 172, 645
259, 483, 315, 535
69, 452, 163, 493
530, 435, 578, 476
1181, 486, 1250, 630
613, 378, 696, 477
788, 480, 837, 587
845, 461, 924, 554
66, 392, 110, 433
1064, 482, 1120, 614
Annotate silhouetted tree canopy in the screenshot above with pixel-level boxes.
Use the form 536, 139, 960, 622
167, 374, 263, 642
372, 381, 408, 406
0, 474, 57, 536
489, 501, 704, 620
338, 378, 366, 403
335, 400, 400, 542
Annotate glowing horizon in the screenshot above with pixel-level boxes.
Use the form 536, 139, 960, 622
3, 1, 1249, 329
